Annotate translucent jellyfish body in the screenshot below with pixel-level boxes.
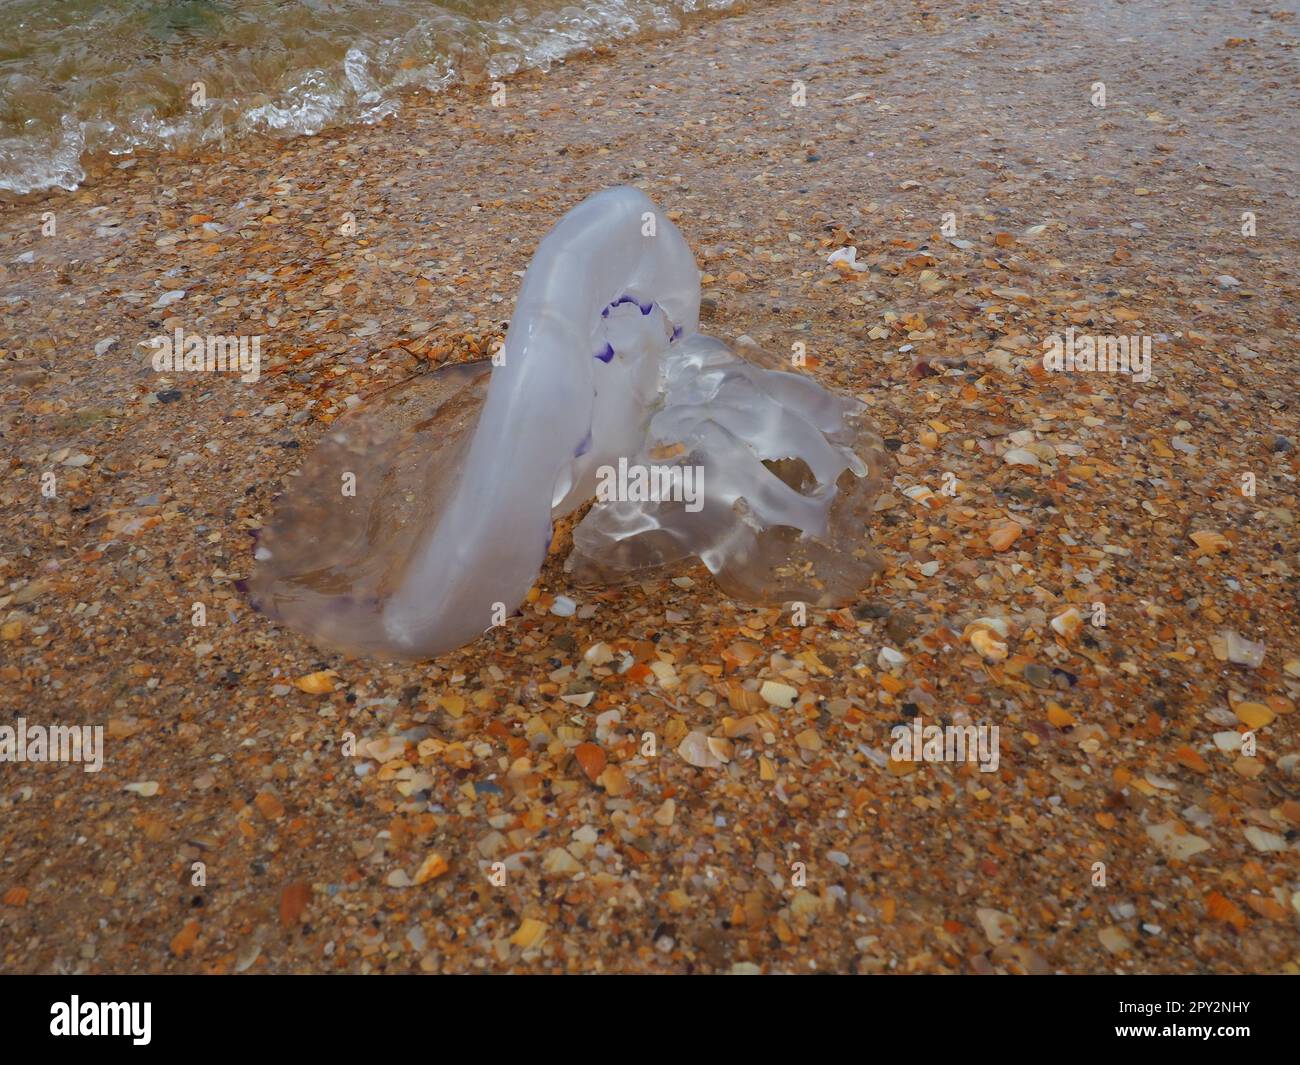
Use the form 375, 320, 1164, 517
247, 187, 888, 659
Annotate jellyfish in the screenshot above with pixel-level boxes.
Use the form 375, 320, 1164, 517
246, 186, 888, 659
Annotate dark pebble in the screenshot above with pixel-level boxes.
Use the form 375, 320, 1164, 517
885, 610, 917, 643
853, 602, 891, 620
1024, 663, 1052, 687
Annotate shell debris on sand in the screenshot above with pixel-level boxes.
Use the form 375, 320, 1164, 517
0, 0, 1298, 975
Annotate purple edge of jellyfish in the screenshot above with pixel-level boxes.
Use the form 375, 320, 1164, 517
602, 294, 655, 317
596, 295, 679, 360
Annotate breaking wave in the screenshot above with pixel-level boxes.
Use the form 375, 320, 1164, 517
0, 0, 738, 195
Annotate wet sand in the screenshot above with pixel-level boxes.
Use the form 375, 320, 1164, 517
1, 0, 1298, 973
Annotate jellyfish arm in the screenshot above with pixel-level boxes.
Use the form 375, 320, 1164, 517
378, 187, 700, 655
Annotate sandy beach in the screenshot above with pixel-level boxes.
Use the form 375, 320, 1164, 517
1, 0, 1298, 974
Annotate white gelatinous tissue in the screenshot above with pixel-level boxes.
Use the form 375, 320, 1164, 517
247, 186, 888, 659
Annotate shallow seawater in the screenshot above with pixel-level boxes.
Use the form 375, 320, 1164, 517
0, 0, 736, 194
